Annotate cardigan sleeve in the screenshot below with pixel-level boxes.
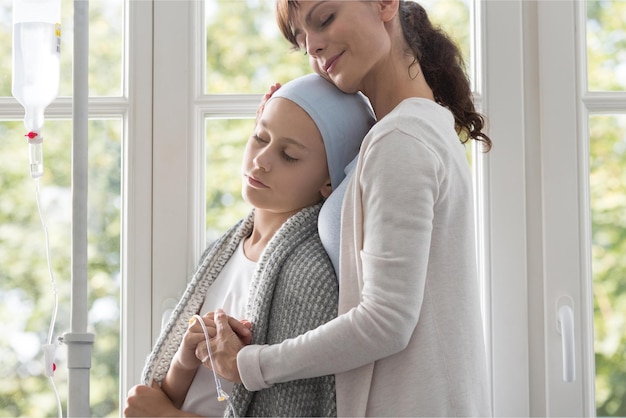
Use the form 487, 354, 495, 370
237, 128, 444, 390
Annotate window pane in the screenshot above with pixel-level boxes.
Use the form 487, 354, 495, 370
0, 2, 11, 96
418, 0, 474, 89
60, 0, 124, 97
587, 0, 626, 92
590, 114, 626, 416
84, 0, 124, 97
204, 0, 472, 95
0, 119, 121, 417
204, 0, 317, 94
205, 118, 254, 243
0, 0, 123, 97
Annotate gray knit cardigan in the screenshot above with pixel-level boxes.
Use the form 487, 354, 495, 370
140, 203, 338, 417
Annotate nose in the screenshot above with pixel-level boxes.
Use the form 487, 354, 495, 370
253, 147, 272, 172
306, 32, 324, 57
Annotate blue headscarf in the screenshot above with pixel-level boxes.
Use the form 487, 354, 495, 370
268, 73, 375, 189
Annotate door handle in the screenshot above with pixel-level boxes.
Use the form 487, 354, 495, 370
556, 296, 576, 382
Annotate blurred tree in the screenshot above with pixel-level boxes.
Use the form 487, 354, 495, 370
590, 115, 626, 417
203, 0, 311, 239
587, 0, 626, 91
0, 0, 123, 416
587, 2, 626, 416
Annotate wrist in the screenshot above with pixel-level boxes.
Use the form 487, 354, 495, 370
172, 350, 201, 372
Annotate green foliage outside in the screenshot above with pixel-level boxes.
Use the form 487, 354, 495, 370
587, 2, 626, 415
587, 0, 626, 92
203, 0, 312, 237
0, 0, 122, 416
590, 114, 626, 417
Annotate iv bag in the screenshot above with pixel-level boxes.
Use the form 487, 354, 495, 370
11, 0, 61, 134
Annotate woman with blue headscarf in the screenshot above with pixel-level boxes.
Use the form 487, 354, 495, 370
124, 73, 374, 418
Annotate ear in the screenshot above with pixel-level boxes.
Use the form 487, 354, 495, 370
320, 179, 333, 199
377, 0, 400, 23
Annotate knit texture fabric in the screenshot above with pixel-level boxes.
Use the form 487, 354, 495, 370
140, 203, 338, 417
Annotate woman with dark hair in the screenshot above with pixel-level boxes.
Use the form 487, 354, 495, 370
209, 1, 492, 416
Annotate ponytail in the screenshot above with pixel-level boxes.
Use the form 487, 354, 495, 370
399, 1, 492, 151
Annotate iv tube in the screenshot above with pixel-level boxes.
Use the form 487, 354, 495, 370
12, 0, 62, 178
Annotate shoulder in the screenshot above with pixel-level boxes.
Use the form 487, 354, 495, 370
367, 99, 455, 146
283, 232, 335, 276
360, 99, 462, 169
199, 211, 253, 260
264, 203, 335, 278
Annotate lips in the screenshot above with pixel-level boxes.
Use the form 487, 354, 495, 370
324, 52, 343, 74
245, 174, 268, 188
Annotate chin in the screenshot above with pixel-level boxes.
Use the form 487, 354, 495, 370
327, 74, 359, 94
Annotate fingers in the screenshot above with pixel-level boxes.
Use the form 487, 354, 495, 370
228, 316, 251, 342
195, 342, 210, 366
192, 309, 249, 365
188, 314, 218, 338
183, 318, 209, 347
192, 311, 252, 341
209, 308, 245, 383
214, 308, 232, 335
266, 82, 282, 99
256, 82, 282, 119
124, 383, 176, 417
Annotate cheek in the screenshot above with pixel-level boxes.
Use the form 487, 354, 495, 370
242, 141, 259, 164
241, 148, 252, 169
309, 57, 325, 77
298, 163, 329, 191
308, 57, 334, 83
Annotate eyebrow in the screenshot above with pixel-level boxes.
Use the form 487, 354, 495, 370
258, 120, 310, 150
294, 1, 327, 39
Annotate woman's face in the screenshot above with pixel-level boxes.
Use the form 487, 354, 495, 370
290, 1, 392, 94
241, 97, 331, 216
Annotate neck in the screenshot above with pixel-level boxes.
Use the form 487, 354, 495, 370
244, 209, 293, 261
362, 20, 434, 119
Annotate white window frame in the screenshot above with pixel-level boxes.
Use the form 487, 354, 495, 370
121, 0, 154, 394
122, 1, 609, 416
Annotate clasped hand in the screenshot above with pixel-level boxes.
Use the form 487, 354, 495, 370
186, 308, 252, 383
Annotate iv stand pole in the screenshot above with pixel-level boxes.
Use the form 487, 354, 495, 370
63, 1, 94, 416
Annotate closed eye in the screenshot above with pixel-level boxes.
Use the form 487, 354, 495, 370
282, 152, 298, 163
321, 14, 334, 27
254, 135, 298, 162
253, 134, 268, 144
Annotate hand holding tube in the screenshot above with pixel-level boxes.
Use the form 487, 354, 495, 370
197, 309, 246, 384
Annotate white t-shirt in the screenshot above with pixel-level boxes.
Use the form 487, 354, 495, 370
181, 240, 256, 417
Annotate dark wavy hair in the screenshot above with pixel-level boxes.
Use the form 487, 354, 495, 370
276, 0, 492, 151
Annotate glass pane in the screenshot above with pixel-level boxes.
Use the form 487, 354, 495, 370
0, 0, 123, 98
84, 0, 124, 97
204, 0, 472, 94
205, 118, 254, 243
0, 2, 11, 95
418, 0, 473, 89
0, 118, 121, 417
205, 0, 311, 94
587, 0, 626, 92
589, 114, 626, 416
